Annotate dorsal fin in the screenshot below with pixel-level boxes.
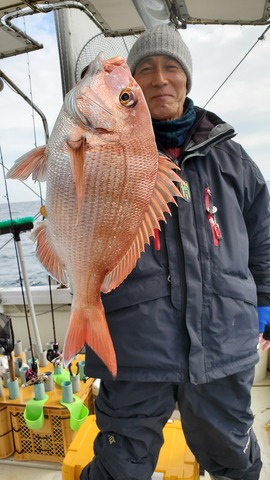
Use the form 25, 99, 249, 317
101, 155, 184, 293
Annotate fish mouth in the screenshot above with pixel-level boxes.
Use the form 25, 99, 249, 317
87, 52, 105, 77
80, 53, 104, 79
83, 54, 126, 78
66, 53, 126, 131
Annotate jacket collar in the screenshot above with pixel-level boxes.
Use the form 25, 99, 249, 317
182, 107, 236, 156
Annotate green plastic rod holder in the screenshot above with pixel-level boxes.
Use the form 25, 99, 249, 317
78, 360, 86, 380
14, 340, 23, 356
24, 391, 49, 430
60, 392, 89, 432
53, 364, 70, 386
70, 373, 81, 393
38, 349, 48, 367
44, 371, 54, 392
62, 381, 73, 404
54, 363, 63, 375
19, 366, 29, 385
34, 382, 46, 400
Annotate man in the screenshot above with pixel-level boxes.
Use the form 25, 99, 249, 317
81, 24, 270, 480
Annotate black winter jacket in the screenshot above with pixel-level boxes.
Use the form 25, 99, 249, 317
85, 107, 270, 384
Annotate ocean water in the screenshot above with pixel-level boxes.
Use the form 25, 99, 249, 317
0, 201, 48, 288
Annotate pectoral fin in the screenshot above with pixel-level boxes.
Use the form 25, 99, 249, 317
67, 136, 86, 214
6, 145, 47, 182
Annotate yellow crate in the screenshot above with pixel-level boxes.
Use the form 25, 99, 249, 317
156, 420, 199, 480
0, 405, 14, 458
62, 415, 200, 480
7, 382, 94, 463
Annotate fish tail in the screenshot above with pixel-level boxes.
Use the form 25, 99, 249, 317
63, 303, 117, 378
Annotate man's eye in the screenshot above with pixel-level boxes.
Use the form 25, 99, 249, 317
166, 65, 178, 70
139, 67, 152, 74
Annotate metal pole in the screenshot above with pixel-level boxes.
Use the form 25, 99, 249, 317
15, 239, 43, 354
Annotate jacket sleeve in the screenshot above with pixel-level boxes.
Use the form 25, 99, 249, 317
257, 306, 270, 340
241, 147, 270, 336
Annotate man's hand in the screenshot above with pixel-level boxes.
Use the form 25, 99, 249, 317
259, 333, 270, 351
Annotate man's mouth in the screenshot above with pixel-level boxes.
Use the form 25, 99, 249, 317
152, 93, 171, 100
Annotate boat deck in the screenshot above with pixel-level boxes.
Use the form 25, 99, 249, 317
1, 371, 269, 480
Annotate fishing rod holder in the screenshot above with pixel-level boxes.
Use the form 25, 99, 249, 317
0, 217, 44, 356
0, 218, 34, 238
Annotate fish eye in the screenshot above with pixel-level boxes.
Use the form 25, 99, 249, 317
119, 88, 135, 107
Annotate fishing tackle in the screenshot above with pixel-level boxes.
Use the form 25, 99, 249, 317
68, 361, 79, 377
25, 366, 38, 384
22, 372, 49, 388
68, 361, 89, 383
51, 354, 63, 368
47, 342, 62, 365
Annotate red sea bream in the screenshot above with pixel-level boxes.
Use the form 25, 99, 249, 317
7, 54, 185, 377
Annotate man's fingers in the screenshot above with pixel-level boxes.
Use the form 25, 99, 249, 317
259, 333, 270, 350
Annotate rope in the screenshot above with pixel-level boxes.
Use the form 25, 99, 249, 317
22, 17, 58, 349
22, 17, 43, 204
204, 25, 270, 108
0, 146, 35, 360
1, 17, 59, 355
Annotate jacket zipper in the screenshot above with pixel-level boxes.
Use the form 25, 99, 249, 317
204, 186, 222, 246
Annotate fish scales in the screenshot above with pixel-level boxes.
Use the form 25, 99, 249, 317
48, 146, 155, 274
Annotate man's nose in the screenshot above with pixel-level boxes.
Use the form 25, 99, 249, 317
152, 68, 168, 86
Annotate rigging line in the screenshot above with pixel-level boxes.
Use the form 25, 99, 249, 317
0, 146, 35, 359
6, 304, 71, 319
20, 18, 58, 348
203, 24, 270, 108
1, 162, 45, 202
48, 275, 57, 344
0, 211, 43, 251
0, 146, 13, 225
0, 235, 13, 251
22, 17, 43, 204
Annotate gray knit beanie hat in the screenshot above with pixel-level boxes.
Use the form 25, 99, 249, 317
127, 24, 192, 93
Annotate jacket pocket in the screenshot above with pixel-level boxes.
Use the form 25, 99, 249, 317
102, 273, 171, 313
212, 270, 257, 306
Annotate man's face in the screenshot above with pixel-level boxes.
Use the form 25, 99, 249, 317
134, 55, 187, 121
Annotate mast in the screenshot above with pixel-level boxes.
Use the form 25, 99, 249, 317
54, 9, 100, 97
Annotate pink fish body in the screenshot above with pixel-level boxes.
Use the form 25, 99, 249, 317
7, 54, 184, 377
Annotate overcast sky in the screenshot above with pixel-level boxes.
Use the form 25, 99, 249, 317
0, 12, 270, 204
